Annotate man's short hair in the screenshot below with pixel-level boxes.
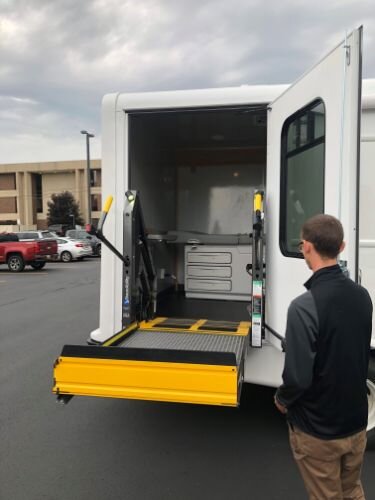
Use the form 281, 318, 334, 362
301, 214, 344, 259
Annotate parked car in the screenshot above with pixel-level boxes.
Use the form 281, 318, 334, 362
55, 238, 93, 262
65, 229, 101, 256
47, 224, 70, 236
0, 233, 58, 272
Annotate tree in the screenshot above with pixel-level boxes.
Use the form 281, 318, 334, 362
47, 191, 84, 227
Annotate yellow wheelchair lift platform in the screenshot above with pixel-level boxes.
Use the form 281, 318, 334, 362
53, 317, 250, 407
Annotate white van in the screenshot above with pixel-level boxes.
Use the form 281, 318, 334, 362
53, 27, 375, 436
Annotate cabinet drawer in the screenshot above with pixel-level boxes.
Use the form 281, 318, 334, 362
187, 279, 232, 292
187, 266, 232, 278
187, 252, 232, 264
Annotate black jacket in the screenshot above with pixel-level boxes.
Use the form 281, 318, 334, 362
276, 265, 372, 439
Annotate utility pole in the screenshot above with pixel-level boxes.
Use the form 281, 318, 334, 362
80, 130, 94, 224
69, 213, 75, 229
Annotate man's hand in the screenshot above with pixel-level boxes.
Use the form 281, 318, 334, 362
274, 395, 287, 414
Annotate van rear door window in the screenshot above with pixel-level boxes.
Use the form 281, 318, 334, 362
280, 100, 325, 257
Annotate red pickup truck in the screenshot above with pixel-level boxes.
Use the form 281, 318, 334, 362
0, 233, 58, 272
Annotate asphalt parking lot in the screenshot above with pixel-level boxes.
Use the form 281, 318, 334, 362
1, 259, 375, 500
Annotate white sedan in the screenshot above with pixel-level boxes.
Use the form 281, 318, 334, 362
55, 238, 93, 262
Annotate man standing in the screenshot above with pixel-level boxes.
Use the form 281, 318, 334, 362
275, 214, 372, 499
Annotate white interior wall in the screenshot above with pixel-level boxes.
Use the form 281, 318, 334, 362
177, 164, 264, 234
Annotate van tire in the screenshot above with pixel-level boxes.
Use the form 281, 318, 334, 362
7, 254, 25, 272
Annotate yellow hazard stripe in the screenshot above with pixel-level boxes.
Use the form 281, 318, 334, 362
102, 322, 139, 346
189, 319, 207, 332
238, 321, 251, 335
138, 319, 250, 337
103, 318, 250, 347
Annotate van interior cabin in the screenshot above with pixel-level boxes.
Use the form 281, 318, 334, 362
128, 106, 267, 325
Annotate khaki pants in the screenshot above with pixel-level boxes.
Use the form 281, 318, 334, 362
289, 426, 367, 500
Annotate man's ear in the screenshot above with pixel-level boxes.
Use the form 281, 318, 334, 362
304, 241, 313, 254
339, 241, 346, 253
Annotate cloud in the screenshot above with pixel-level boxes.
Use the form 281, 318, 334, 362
0, 0, 374, 163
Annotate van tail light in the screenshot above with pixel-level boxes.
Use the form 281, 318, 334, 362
75, 243, 84, 248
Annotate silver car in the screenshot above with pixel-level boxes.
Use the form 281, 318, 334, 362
65, 229, 101, 256
56, 238, 93, 262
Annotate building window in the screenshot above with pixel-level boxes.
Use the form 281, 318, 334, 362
0, 173, 16, 190
280, 100, 325, 257
0, 220, 17, 225
35, 174, 43, 213
91, 194, 102, 211
0, 196, 17, 213
90, 170, 101, 187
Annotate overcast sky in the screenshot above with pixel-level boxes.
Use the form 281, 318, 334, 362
1, 0, 374, 164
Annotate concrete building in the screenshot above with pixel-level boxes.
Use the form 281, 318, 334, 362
0, 159, 101, 231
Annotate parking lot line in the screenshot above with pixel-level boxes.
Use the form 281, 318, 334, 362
0, 272, 48, 276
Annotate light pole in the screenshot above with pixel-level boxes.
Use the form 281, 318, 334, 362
81, 130, 94, 224
69, 213, 75, 229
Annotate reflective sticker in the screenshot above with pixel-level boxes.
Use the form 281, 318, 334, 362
251, 280, 263, 347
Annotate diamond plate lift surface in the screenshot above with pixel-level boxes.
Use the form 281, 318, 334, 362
53, 318, 249, 407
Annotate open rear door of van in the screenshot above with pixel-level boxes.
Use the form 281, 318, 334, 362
266, 27, 362, 348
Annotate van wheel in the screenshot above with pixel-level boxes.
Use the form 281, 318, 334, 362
61, 251, 72, 263
96, 244, 101, 257
7, 254, 25, 272
30, 261, 46, 270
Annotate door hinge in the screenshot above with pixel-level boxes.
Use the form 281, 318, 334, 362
344, 44, 351, 65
